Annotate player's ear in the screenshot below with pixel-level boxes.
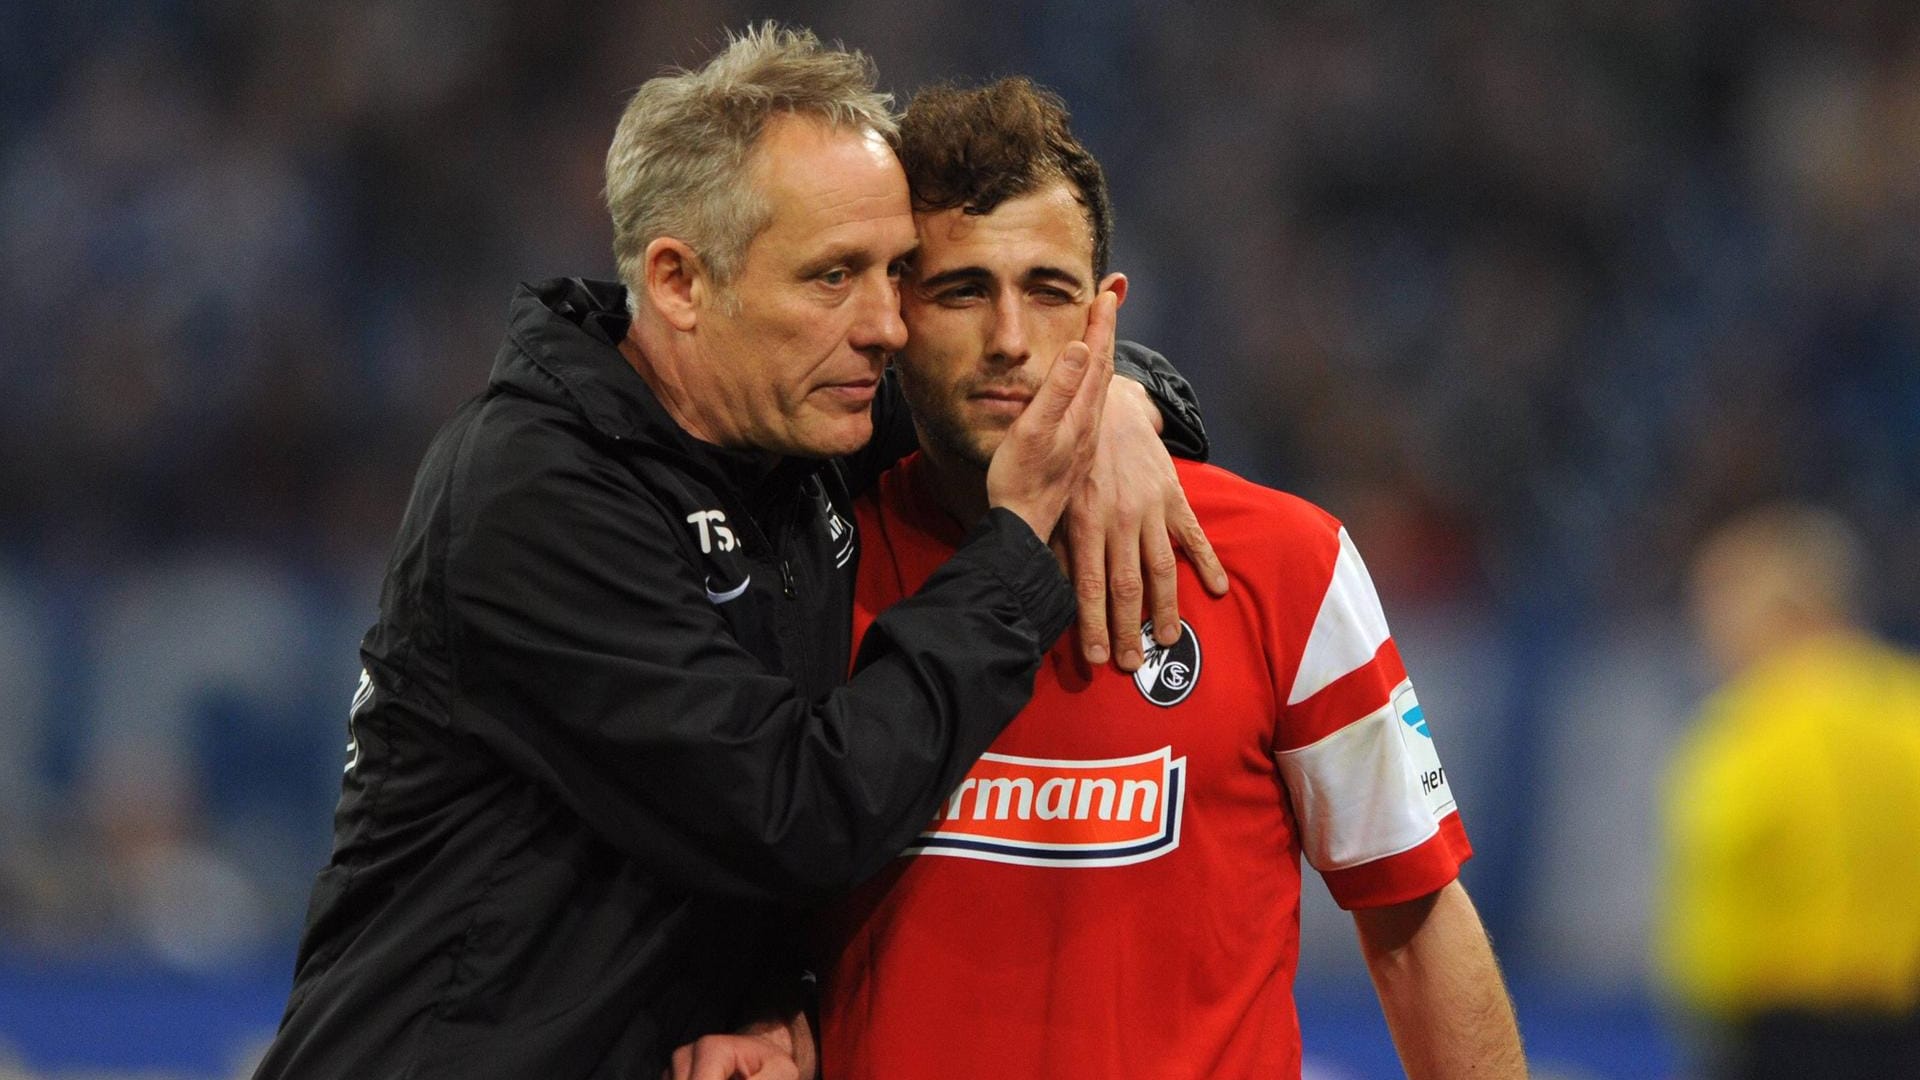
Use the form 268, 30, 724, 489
1098, 272, 1129, 310
642, 237, 708, 332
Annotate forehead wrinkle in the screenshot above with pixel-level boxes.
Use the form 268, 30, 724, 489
789, 184, 910, 219
762, 186, 911, 241
910, 185, 1094, 281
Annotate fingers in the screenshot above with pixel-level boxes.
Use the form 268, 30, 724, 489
1051, 291, 1117, 440
1106, 518, 1145, 672
1169, 494, 1230, 596
677, 1040, 728, 1080
1073, 292, 1119, 419
746, 1054, 801, 1080
983, 289, 1122, 561
1053, 342, 1109, 449
1068, 504, 1111, 666
1141, 504, 1183, 648
1082, 281, 1119, 365
1049, 531, 1075, 585
1025, 337, 1093, 427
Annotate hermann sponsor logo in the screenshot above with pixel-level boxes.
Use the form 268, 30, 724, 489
911, 747, 1188, 868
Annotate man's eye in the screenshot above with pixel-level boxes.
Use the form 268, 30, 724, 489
939, 285, 984, 303
821, 269, 851, 286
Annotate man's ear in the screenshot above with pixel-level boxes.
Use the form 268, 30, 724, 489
643, 237, 707, 332
1098, 271, 1130, 310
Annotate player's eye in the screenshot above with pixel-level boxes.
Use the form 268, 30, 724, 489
820, 268, 851, 287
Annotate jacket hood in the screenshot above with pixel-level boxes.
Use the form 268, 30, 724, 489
490, 277, 677, 445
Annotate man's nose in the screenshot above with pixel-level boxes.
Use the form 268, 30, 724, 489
850, 272, 907, 354
986, 296, 1030, 365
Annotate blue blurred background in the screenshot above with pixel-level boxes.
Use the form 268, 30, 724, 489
1, 1, 1916, 1077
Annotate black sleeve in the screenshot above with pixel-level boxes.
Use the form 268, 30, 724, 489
839, 340, 1210, 496
441, 433, 1074, 907
1113, 340, 1209, 462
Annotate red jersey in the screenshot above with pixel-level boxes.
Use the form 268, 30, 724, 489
819, 456, 1471, 1079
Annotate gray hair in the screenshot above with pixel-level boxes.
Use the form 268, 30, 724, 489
605, 23, 897, 305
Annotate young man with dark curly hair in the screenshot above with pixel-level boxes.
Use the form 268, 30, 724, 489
674, 77, 1525, 1080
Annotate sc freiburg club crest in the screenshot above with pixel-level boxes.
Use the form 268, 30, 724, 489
1133, 619, 1200, 706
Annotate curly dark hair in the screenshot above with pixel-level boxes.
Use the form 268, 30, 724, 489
896, 77, 1113, 276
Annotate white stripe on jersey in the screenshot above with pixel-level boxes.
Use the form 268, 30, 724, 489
1287, 528, 1392, 706
1274, 686, 1443, 870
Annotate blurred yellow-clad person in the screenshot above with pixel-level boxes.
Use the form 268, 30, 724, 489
1659, 503, 1920, 1079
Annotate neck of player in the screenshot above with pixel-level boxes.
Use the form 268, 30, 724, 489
919, 446, 993, 535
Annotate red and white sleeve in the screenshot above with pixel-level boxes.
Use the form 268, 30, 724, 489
1273, 527, 1471, 909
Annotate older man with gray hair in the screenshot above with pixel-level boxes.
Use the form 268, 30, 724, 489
254, 24, 1218, 1080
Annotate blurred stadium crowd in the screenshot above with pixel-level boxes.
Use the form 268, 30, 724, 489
0, 0, 1915, 1068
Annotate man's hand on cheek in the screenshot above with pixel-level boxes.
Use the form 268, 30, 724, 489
1057, 289, 1228, 672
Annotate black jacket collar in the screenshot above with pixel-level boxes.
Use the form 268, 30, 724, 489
491, 278, 824, 501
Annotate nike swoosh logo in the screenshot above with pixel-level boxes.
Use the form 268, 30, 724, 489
704, 575, 751, 604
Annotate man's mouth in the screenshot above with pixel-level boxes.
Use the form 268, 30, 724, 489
820, 377, 880, 405
967, 386, 1034, 420
970, 385, 1034, 404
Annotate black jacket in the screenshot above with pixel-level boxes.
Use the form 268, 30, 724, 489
256, 278, 1205, 1079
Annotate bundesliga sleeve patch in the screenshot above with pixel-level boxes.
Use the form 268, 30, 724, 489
1275, 677, 1453, 871
1393, 684, 1454, 817
908, 747, 1188, 868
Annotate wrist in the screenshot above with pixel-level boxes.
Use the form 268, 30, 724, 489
1110, 373, 1164, 434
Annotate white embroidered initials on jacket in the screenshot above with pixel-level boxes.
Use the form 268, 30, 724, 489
685, 509, 739, 553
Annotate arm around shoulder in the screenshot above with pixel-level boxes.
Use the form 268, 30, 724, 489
1112, 340, 1208, 460
443, 428, 1070, 905
1352, 879, 1528, 1080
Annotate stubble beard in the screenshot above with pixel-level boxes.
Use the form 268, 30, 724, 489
901, 374, 1000, 477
